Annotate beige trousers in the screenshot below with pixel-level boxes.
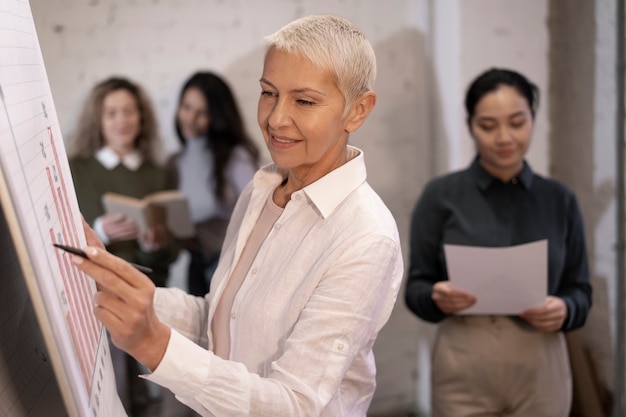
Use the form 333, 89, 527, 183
431, 316, 572, 417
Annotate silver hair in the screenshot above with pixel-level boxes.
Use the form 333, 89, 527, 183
265, 14, 377, 112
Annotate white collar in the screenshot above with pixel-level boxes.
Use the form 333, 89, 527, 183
253, 145, 367, 219
95, 146, 143, 171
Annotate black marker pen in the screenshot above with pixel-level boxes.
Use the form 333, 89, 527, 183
53, 243, 153, 275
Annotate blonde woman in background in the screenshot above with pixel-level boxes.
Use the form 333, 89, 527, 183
69, 76, 180, 416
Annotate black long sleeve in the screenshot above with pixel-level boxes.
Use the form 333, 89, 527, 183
404, 159, 592, 331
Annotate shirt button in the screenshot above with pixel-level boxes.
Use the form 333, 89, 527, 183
295, 194, 302, 200
275, 223, 281, 230
231, 312, 236, 320
337, 343, 344, 351
251, 267, 258, 275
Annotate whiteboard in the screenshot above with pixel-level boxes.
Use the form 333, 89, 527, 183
0, 1, 126, 416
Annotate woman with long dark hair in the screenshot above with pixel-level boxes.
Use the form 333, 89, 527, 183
168, 71, 259, 296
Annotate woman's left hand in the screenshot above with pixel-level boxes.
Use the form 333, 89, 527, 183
520, 296, 568, 332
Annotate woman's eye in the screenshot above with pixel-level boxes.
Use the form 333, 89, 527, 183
261, 91, 276, 98
510, 120, 526, 129
297, 99, 314, 106
478, 124, 495, 132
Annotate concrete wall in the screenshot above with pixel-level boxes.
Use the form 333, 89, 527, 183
548, 0, 617, 404
28, 0, 619, 415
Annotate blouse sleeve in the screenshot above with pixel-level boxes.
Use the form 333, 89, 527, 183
146, 235, 403, 416
404, 179, 449, 323
556, 194, 592, 331
152, 287, 210, 347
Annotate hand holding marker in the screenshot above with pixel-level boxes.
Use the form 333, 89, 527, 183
53, 243, 153, 274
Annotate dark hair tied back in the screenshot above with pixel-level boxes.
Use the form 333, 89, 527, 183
464, 68, 539, 126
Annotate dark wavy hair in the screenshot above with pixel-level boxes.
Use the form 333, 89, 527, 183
175, 71, 259, 200
70, 76, 161, 165
464, 68, 539, 127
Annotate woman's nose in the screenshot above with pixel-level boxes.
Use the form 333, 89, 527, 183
267, 99, 290, 128
496, 126, 513, 143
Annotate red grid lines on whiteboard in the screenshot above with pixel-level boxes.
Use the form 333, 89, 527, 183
46, 126, 100, 394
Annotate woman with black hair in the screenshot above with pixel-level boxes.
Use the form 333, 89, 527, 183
405, 68, 592, 417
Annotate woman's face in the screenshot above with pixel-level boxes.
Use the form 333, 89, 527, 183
101, 89, 141, 155
257, 47, 355, 185
470, 85, 534, 180
177, 86, 210, 140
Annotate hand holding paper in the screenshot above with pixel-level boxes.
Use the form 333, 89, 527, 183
432, 281, 476, 314
520, 295, 568, 332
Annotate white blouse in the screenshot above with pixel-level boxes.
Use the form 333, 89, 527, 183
146, 146, 404, 417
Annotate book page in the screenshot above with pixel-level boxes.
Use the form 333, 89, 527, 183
0, 1, 126, 416
147, 191, 194, 238
101, 192, 153, 231
103, 191, 195, 238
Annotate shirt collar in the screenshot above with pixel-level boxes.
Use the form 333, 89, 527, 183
470, 156, 534, 191
95, 146, 143, 171
252, 145, 367, 219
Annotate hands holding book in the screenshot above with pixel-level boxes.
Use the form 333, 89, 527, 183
101, 212, 168, 251
101, 213, 138, 241
101, 191, 194, 244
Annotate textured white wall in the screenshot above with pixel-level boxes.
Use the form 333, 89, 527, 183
460, 0, 550, 175
590, 0, 617, 394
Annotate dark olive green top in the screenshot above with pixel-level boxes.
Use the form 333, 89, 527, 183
69, 156, 179, 287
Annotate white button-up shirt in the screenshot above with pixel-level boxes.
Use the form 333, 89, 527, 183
146, 146, 404, 416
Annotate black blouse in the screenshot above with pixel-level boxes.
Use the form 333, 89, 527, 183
404, 158, 592, 331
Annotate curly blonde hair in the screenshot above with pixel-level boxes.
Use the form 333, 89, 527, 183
69, 77, 161, 165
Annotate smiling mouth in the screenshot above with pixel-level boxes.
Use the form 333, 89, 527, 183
274, 137, 296, 143
271, 132, 300, 144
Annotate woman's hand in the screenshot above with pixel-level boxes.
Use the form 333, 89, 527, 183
432, 281, 477, 314
72, 242, 171, 371
520, 296, 568, 332
138, 224, 167, 251
101, 213, 138, 242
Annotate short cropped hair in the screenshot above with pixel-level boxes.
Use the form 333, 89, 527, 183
265, 14, 377, 112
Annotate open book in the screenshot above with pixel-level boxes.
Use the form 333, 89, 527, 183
101, 190, 195, 239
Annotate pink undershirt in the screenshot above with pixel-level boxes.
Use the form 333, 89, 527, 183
212, 192, 284, 359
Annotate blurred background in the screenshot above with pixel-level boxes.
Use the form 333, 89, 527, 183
29, 0, 622, 416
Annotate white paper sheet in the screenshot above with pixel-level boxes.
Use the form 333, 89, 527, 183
443, 240, 547, 315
